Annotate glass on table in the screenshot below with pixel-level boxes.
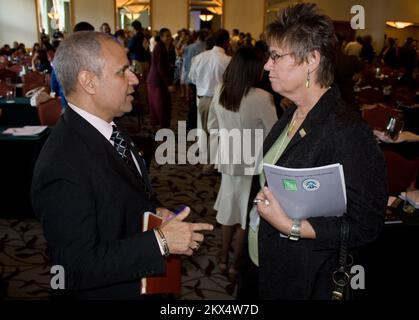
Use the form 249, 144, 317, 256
403, 187, 418, 214
5, 90, 15, 101
385, 113, 404, 140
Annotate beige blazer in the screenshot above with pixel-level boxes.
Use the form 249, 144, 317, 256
207, 84, 277, 176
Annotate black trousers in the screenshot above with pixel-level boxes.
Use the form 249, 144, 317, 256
236, 254, 259, 300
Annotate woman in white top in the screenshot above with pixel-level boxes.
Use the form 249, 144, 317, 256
208, 46, 277, 280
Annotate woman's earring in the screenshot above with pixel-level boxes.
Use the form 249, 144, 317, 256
305, 69, 310, 88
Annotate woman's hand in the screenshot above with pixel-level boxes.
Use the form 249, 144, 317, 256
256, 186, 292, 234
256, 186, 317, 239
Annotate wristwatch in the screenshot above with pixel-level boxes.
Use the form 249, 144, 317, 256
288, 219, 301, 241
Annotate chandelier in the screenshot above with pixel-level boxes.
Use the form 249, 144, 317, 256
386, 21, 414, 29
199, 13, 214, 22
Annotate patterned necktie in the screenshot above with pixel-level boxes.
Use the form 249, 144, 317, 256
111, 125, 152, 199
111, 125, 152, 198
110, 125, 153, 199
110, 125, 139, 175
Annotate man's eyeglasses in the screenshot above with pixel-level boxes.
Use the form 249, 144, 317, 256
268, 51, 292, 63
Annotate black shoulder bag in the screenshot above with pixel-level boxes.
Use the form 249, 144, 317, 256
331, 218, 353, 300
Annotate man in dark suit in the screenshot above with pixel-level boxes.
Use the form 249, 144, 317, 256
31, 31, 213, 299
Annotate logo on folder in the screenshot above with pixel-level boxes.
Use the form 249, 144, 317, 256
302, 179, 320, 191
283, 179, 298, 191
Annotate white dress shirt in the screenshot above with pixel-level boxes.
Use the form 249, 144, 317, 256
188, 46, 231, 97
69, 103, 166, 255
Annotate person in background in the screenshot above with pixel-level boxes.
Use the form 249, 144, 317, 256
40, 28, 49, 45
182, 29, 208, 131
344, 36, 363, 57
128, 20, 151, 76
147, 28, 175, 131
244, 33, 255, 47
360, 35, 375, 64
380, 37, 398, 69
31, 43, 40, 55
398, 37, 417, 85
237, 3, 387, 300
335, 35, 365, 109
115, 29, 128, 48
100, 22, 112, 36
149, 30, 159, 52
52, 29, 64, 48
31, 49, 52, 73
229, 29, 240, 54
208, 46, 277, 283
10, 41, 19, 55
174, 29, 189, 99
189, 29, 231, 175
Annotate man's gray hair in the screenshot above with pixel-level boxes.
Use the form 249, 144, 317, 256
53, 31, 118, 97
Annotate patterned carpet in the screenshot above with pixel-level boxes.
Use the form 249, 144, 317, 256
0, 92, 237, 300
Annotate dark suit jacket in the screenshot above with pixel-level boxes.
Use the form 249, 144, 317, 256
31, 107, 165, 299
242, 85, 387, 299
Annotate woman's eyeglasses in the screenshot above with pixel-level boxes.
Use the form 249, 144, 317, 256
268, 51, 292, 63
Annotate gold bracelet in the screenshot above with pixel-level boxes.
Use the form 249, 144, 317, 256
155, 227, 170, 257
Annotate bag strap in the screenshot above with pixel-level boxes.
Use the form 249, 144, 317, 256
331, 218, 351, 300
338, 218, 350, 267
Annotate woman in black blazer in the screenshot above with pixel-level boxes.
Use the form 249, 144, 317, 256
237, 3, 387, 300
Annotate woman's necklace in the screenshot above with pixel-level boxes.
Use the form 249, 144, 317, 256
287, 111, 306, 136
270, 111, 305, 164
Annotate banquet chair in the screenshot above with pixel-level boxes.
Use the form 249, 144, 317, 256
37, 97, 62, 126
356, 87, 385, 105
391, 87, 417, 106
362, 104, 403, 131
384, 150, 419, 195
22, 71, 46, 96
359, 69, 382, 88
0, 69, 18, 83
0, 81, 14, 96
8, 64, 22, 74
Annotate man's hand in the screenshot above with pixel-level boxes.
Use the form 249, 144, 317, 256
159, 206, 213, 256
156, 207, 175, 221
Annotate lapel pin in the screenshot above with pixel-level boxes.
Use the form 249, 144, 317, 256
299, 128, 307, 138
